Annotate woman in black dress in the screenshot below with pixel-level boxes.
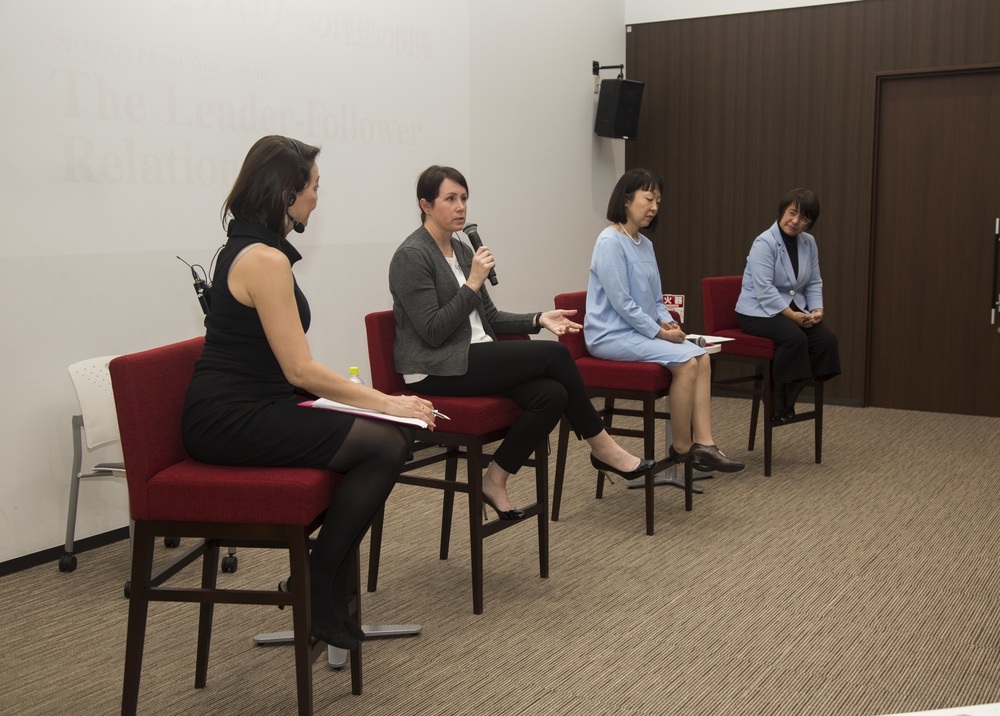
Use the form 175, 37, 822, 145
182, 135, 435, 650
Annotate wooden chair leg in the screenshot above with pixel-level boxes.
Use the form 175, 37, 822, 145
814, 380, 824, 464
763, 366, 773, 477
121, 524, 155, 716
467, 445, 486, 615
366, 505, 384, 593
683, 462, 694, 511
349, 551, 363, 697
642, 395, 656, 535
439, 451, 459, 560
194, 539, 220, 688
534, 440, 550, 578
748, 372, 763, 451
286, 529, 315, 716
551, 418, 570, 521
597, 398, 615, 499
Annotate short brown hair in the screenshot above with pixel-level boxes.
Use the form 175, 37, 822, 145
416, 165, 469, 223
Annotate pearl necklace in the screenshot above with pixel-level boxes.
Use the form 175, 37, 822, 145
619, 223, 641, 246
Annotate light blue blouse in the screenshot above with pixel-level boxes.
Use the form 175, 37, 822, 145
584, 226, 703, 366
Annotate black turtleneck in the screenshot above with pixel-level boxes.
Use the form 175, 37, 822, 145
779, 227, 799, 278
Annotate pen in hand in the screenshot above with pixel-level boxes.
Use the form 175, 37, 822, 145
431, 410, 450, 420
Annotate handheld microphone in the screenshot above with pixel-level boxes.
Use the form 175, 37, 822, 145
685, 335, 708, 347
462, 223, 498, 286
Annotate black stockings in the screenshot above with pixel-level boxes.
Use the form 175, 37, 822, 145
310, 418, 411, 647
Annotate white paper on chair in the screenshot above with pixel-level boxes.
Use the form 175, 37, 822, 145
301, 398, 428, 428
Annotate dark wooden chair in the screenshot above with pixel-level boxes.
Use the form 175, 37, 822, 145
363, 311, 549, 614
701, 276, 823, 476
110, 337, 359, 716
551, 291, 693, 536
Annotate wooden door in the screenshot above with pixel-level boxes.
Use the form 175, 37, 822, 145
868, 69, 1000, 417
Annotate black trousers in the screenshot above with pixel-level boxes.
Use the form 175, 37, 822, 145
736, 312, 841, 385
411, 340, 605, 474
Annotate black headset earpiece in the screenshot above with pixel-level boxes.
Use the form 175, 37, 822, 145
288, 193, 297, 207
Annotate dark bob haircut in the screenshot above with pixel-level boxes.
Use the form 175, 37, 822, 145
223, 135, 320, 234
416, 165, 469, 223
778, 188, 820, 228
606, 168, 665, 232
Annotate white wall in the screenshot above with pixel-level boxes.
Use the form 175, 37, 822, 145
0, 0, 842, 563
0, 0, 629, 562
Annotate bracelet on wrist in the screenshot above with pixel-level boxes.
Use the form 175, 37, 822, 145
533, 312, 542, 329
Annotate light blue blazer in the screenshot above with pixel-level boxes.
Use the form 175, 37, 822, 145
735, 221, 824, 318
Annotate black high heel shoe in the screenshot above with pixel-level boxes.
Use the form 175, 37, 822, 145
481, 492, 527, 521
590, 454, 655, 479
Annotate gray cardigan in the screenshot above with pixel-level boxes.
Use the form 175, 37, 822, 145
388, 225, 539, 376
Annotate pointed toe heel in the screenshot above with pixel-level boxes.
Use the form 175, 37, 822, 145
590, 454, 655, 479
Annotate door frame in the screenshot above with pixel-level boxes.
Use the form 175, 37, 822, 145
863, 62, 1000, 407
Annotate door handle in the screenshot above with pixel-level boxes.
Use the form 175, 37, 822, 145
993, 218, 1000, 325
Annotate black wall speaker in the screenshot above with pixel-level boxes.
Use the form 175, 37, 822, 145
594, 79, 644, 139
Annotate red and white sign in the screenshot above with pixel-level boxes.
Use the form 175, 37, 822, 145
663, 294, 685, 323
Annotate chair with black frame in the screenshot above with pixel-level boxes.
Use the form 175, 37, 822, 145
701, 275, 823, 477
110, 337, 362, 716
363, 310, 549, 615
550, 291, 694, 536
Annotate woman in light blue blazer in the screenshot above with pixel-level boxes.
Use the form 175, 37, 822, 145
735, 189, 841, 424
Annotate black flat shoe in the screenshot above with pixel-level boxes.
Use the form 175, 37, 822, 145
688, 443, 745, 473
590, 454, 655, 479
771, 407, 795, 426
482, 493, 527, 521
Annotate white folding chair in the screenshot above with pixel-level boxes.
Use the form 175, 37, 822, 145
61, 356, 128, 572
61, 356, 239, 584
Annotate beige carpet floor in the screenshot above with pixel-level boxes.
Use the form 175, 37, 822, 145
2, 398, 999, 716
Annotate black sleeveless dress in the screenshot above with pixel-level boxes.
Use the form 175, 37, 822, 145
182, 219, 354, 468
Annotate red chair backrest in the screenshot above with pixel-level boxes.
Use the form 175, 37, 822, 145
702, 276, 743, 334
553, 291, 590, 360
364, 310, 530, 395
365, 311, 406, 394
109, 337, 205, 519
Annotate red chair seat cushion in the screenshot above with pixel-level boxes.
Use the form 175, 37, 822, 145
713, 329, 777, 360
142, 459, 340, 525
392, 392, 522, 435
574, 356, 671, 392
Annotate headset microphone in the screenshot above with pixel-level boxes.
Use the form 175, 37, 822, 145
287, 192, 305, 233
462, 223, 498, 286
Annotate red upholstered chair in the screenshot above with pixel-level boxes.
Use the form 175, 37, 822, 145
551, 291, 694, 536
363, 311, 549, 615
701, 276, 823, 476
110, 337, 359, 716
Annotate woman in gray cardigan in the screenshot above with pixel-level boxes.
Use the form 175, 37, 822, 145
389, 165, 652, 520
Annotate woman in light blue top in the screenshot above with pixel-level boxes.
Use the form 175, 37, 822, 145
735, 189, 840, 424
586, 169, 743, 474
